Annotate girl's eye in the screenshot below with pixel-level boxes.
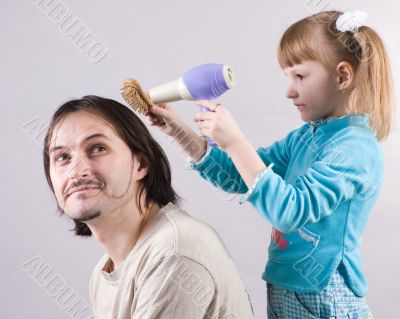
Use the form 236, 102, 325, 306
296, 74, 304, 80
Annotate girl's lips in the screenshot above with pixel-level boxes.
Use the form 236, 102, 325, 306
295, 104, 306, 110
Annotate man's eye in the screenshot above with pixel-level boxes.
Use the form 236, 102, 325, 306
92, 145, 105, 153
55, 154, 69, 162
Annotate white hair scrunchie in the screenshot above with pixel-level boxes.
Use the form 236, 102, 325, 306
336, 10, 369, 33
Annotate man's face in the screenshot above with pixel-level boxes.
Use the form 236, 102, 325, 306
49, 110, 145, 223
284, 60, 341, 122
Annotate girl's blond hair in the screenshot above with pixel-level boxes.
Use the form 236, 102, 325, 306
278, 10, 394, 141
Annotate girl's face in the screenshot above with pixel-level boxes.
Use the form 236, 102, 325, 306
284, 60, 345, 122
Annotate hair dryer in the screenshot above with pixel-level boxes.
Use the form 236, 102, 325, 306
149, 63, 235, 146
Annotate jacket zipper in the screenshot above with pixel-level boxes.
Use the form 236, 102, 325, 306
310, 119, 327, 135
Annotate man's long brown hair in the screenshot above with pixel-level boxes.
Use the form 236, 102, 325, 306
43, 95, 180, 237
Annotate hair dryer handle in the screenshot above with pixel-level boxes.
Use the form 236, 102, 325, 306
200, 106, 217, 147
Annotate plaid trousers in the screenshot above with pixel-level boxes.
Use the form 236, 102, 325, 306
266, 270, 374, 319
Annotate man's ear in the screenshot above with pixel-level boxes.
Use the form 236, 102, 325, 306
132, 154, 148, 181
336, 61, 354, 91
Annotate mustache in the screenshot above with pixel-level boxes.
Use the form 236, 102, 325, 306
64, 177, 105, 197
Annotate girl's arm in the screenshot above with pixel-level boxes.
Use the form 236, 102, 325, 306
146, 103, 207, 162
244, 131, 382, 233
188, 131, 295, 194
193, 101, 381, 234
224, 136, 268, 187
147, 104, 248, 193
149, 102, 293, 194
193, 100, 289, 187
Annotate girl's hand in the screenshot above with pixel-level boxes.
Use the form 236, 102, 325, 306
146, 103, 185, 138
194, 100, 246, 151
147, 103, 207, 161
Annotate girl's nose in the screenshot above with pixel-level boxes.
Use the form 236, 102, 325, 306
285, 85, 299, 99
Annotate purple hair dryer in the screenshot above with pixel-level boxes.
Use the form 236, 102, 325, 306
149, 63, 235, 146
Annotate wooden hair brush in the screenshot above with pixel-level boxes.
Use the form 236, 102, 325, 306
121, 78, 153, 115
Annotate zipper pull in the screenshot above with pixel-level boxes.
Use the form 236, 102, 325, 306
310, 121, 318, 134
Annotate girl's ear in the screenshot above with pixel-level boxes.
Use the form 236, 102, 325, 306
132, 154, 148, 181
336, 61, 354, 91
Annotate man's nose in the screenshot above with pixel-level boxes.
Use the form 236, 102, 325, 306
67, 154, 94, 179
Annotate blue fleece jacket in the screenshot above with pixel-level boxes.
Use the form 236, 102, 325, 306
187, 114, 383, 296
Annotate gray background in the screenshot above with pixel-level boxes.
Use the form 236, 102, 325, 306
1, 0, 399, 318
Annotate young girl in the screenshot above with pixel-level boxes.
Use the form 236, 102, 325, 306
147, 10, 393, 318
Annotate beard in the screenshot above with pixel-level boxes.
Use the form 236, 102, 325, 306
72, 209, 101, 222
61, 196, 103, 223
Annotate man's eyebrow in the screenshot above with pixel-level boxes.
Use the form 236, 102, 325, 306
49, 133, 111, 154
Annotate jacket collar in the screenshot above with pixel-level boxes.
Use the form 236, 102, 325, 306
308, 113, 370, 134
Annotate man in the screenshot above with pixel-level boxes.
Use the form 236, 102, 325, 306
43, 95, 253, 318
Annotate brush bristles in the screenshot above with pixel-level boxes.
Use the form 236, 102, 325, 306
121, 78, 153, 115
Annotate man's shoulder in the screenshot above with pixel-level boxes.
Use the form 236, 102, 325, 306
151, 203, 231, 262
154, 203, 223, 252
